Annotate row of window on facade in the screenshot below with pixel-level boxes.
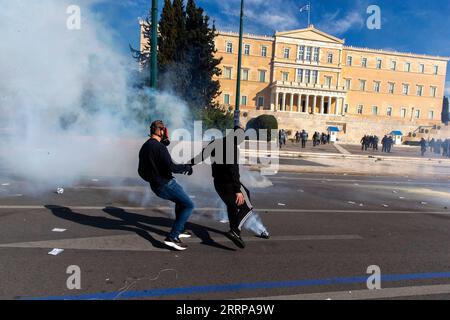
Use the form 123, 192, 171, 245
355, 105, 435, 120
221, 93, 436, 120
222, 66, 439, 97
222, 94, 265, 108
225, 42, 440, 75
226, 42, 321, 62
345, 79, 438, 97
346, 56, 439, 75
223, 67, 267, 82
226, 42, 269, 57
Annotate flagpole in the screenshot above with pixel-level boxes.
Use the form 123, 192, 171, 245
308, 0, 311, 26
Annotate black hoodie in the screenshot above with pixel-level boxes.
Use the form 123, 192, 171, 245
190, 136, 241, 193
138, 138, 191, 191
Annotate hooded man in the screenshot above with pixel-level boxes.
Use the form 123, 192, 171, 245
189, 127, 265, 249
138, 120, 194, 251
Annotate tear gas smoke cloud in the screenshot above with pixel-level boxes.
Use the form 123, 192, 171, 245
0, 0, 190, 190
0, 0, 271, 234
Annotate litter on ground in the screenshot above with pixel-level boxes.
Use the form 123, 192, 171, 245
48, 248, 64, 256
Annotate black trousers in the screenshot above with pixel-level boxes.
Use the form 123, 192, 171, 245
214, 181, 253, 234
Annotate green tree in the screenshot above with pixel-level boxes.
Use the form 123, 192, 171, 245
185, 0, 222, 113
130, 13, 152, 87
131, 0, 226, 130
246, 115, 278, 141
200, 105, 234, 132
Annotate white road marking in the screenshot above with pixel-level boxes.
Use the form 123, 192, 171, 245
0, 234, 363, 252
0, 205, 448, 216
271, 176, 450, 186
333, 144, 351, 155
242, 284, 450, 300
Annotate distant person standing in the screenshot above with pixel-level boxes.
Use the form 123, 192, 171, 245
420, 138, 427, 157
381, 135, 388, 153
443, 139, 450, 157
386, 136, 393, 153
361, 135, 367, 151
301, 130, 308, 148
278, 130, 285, 148
373, 136, 379, 151
429, 138, 435, 153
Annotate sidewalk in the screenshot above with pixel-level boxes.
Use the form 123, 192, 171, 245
242, 141, 450, 178
243, 141, 450, 164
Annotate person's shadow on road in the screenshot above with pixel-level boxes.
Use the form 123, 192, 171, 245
45, 205, 235, 251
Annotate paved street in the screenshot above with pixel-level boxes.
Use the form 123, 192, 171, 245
1, 164, 450, 300
279, 140, 449, 159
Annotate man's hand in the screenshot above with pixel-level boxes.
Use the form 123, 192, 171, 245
235, 193, 245, 206
183, 165, 193, 176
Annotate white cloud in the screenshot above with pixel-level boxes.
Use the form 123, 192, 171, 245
318, 10, 365, 35
208, 0, 302, 34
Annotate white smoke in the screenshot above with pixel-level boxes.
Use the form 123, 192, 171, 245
0, 1, 271, 237
0, 0, 190, 191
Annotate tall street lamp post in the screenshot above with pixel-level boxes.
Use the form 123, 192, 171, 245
150, 0, 158, 89
234, 0, 244, 127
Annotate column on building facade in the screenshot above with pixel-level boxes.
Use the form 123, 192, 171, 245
270, 92, 275, 111
297, 94, 302, 112
320, 95, 324, 114
327, 96, 332, 115
335, 97, 340, 115
340, 98, 345, 116
305, 95, 309, 114
282, 92, 287, 111
312, 95, 317, 115
275, 92, 280, 111
290, 93, 294, 112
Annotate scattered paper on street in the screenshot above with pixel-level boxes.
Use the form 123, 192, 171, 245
48, 248, 64, 256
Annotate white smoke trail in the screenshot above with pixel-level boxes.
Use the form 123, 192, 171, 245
0, 0, 191, 194
243, 213, 268, 235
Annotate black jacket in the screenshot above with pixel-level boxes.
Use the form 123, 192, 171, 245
138, 138, 190, 190
190, 137, 241, 193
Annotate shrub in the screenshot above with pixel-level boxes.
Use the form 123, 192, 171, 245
246, 114, 278, 141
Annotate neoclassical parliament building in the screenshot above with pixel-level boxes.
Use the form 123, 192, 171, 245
214, 25, 448, 142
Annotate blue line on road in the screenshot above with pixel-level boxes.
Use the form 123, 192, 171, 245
25, 272, 450, 300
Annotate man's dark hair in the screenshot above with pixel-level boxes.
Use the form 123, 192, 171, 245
150, 120, 164, 135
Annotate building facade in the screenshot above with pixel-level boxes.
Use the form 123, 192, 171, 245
215, 26, 449, 142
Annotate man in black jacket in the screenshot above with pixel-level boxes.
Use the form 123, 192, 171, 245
138, 120, 194, 251
189, 127, 255, 249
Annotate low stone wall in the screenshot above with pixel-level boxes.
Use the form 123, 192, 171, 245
241, 110, 449, 143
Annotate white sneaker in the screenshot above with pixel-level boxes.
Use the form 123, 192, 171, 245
164, 237, 188, 251
178, 231, 192, 239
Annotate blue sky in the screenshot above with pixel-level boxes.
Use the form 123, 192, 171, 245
91, 0, 450, 95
